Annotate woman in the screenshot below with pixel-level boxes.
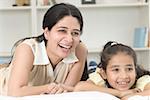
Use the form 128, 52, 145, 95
0, 3, 87, 96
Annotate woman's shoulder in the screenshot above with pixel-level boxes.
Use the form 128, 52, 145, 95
18, 39, 49, 65
21, 39, 45, 54
22, 38, 37, 46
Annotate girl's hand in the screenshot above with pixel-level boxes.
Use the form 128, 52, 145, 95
121, 94, 134, 100
119, 88, 141, 98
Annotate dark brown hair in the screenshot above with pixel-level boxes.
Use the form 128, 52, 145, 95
98, 41, 150, 88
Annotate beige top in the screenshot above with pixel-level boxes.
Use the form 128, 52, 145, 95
0, 39, 78, 95
89, 68, 150, 91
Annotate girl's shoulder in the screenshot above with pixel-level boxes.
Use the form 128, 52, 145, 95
88, 68, 105, 87
136, 75, 150, 91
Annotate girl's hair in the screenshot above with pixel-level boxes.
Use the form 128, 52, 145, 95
8, 3, 83, 65
98, 41, 150, 88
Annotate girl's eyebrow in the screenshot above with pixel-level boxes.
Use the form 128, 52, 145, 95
110, 65, 120, 68
125, 64, 134, 67
110, 64, 133, 68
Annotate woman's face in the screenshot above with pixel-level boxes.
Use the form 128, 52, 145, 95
44, 16, 81, 59
104, 52, 136, 91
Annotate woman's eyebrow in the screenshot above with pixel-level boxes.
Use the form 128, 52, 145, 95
73, 29, 80, 32
57, 26, 68, 29
58, 26, 80, 31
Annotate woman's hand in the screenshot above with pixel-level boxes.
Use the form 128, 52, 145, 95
59, 84, 74, 92
44, 83, 66, 94
44, 83, 74, 94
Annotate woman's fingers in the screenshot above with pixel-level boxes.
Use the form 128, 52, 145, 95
47, 83, 73, 94
49, 83, 66, 94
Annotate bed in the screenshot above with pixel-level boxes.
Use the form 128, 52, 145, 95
0, 91, 149, 100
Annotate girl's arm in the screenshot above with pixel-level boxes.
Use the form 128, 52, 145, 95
136, 76, 150, 96
120, 83, 150, 100
7, 43, 51, 96
63, 42, 88, 91
132, 82, 150, 96
130, 75, 150, 96
74, 80, 139, 98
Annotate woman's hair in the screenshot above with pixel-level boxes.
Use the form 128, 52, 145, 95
10, 3, 83, 55
98, 41, 150, 88
36, 3, 83, 44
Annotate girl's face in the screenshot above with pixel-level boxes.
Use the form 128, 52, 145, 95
44, 16, 81, 59
104, 52, 136, 91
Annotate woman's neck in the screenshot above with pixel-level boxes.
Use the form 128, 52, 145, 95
47, 52, 62, 68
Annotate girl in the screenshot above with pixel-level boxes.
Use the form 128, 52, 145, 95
74, 41, 150, 99
0, 3, 87, 96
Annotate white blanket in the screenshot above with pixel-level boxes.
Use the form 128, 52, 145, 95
0, 91, 149, 100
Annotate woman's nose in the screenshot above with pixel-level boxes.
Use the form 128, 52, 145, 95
65, 32, 73, 43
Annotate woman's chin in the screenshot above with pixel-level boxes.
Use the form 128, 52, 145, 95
59, 52, 70, 58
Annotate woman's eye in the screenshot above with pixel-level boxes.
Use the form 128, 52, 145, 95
71, 31, 80, 36
58, 29, 67, 33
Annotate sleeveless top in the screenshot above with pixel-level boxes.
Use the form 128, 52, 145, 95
89, 68, 150, 91
0, 39, 78, 95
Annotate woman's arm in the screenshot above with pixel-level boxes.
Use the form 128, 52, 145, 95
7, 43, 50, 96
63, 42, 88, 91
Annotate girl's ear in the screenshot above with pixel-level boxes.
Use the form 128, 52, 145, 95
43, 27, 49, 40
100, 68, 107, 79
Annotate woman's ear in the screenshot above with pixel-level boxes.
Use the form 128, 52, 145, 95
43, 27, 49, 40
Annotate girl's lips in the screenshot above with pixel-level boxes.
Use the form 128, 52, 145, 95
117, 81, 129, 85
116, 81, 130, 89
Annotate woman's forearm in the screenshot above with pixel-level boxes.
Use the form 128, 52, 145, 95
7, 84, 49, 96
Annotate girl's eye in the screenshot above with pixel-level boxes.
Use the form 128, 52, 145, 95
112, 68, 119, 72
127, 68, 133, 71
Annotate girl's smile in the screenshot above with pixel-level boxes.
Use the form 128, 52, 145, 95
104, 52, 136, 91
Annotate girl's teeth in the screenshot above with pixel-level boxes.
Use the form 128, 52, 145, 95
118, 82, 127, 85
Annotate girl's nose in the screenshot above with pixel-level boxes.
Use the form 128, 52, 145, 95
119, 71, 129, 79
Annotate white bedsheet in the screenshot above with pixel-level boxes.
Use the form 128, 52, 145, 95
0, 91, 149, 100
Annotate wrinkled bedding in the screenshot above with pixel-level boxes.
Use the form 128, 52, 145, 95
0, 91, 149, 100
